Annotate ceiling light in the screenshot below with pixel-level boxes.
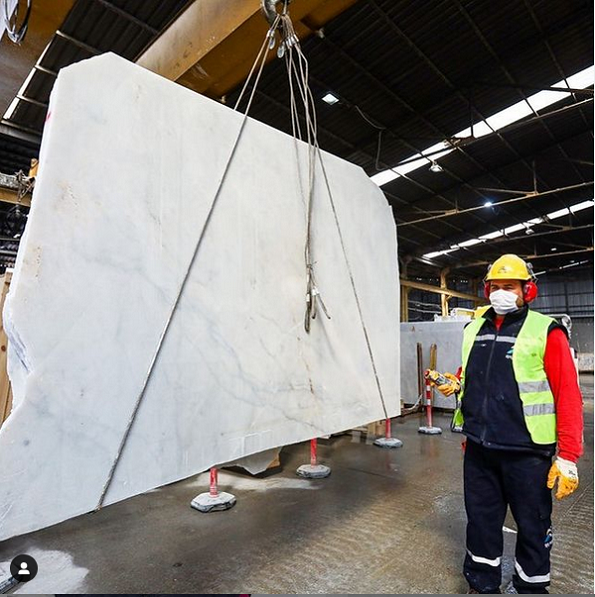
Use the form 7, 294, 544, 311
483, 200, 493, 207
479, 230, 504, 240
370, 170, 399, 186
370, 65, 594, 187
457, 238, 483, 248
321, 92, 339, 105
3, 97, 19, 120
547, 200, 594, 221
423, 248, 456, 259
551, 247, 557, 251
504, 224, 525, 234
546, 207, 570, 220
570, 200, 594, 213
429, 162, 443, 173
418, 198, 593, 260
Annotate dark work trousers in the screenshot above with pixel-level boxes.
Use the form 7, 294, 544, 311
463, 441, 553, 594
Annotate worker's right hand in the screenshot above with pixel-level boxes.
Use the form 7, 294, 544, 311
437, 372, 461, 397
547, 457, 579, 499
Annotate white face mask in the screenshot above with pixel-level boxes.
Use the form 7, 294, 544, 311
489, 288, 520, 315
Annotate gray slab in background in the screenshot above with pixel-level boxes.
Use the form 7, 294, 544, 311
572, 318, 594, 354
400, 320, 467, 410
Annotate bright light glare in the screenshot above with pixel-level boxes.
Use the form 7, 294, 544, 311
503, 224, 525, 235
456, 238, 483, 248
3, 97, 19, 120
479, 230, 505, 240
321, 92, 339, 105
372, 65, 594, 188
422, 199, 594, 260
570, 200, 594, 213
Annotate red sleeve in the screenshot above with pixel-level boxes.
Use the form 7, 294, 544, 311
544, 328, 584, 462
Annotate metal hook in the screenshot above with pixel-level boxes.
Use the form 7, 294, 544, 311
261, 0, 291, 27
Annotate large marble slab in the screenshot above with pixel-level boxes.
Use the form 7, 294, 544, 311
0, 53, 400, 541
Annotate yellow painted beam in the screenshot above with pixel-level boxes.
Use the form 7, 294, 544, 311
400, 278, 487, 304
0, 0, 77, 115
136, 1, 262, 82
137, 0, 359, 98
0, 186, 31, 207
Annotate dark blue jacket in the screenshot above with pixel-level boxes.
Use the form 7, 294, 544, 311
462, 306, 561, 456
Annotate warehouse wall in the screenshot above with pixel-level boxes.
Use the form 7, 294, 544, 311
531, 268, 594, 319
403, 267, 594, 375
531, 267, 594, 370
406, 277, 479, 321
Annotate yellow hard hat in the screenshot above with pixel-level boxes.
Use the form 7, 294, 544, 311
485, 254, 533, 282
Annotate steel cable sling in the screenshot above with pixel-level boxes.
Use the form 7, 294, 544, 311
96, 15, 282, 509
279, 11, 389, 419
98, 3, 391, 508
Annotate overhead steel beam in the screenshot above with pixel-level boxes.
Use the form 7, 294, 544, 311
448, 247, 594, 270
474, 81, 594, 96
135, 0, 359, 98
0, 0, 77, 116
33, 64, 58, 77
55, 30, 101, 55
16, 94, 48, 109
400, 278, 487, 304
317, 27, 542, 234
487, 223, 594, 245
398, 181, 594, 228
371, 0, 570, 224
524, 247, 594, 261
136, 1, 262, 81
0, 122, 41, 144
91, 0, 159, 34
0, 186, 31, 207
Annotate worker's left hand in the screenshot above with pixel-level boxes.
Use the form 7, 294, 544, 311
437, 372, 461, 397
547, 457, 579, 499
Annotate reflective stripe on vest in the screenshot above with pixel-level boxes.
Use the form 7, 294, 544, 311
453, 310, 557, 445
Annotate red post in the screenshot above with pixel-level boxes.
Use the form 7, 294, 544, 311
209, 467, 219, 497
425, 380, 434, 428
310, 438, 317, 466
385, 418, 391, 438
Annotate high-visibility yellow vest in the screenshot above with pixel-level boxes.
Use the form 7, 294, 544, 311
453, 310, 557, 445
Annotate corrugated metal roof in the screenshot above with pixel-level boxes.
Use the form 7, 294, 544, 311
224, 0, 593, 277
0, 0, 192, 167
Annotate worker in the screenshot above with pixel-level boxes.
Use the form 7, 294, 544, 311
436, 254, 583, 594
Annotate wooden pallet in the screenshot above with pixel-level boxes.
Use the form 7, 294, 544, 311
0, 272, 13, 428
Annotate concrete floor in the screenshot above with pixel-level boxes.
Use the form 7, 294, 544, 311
0, 375, 592, 594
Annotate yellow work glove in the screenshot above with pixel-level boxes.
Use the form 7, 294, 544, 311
547, 457, 579, 499
437, 372, 461, 397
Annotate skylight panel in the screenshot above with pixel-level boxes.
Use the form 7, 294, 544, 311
370, 65, 594, 188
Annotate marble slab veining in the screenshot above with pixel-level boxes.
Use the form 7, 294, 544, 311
0, 53, 400, 541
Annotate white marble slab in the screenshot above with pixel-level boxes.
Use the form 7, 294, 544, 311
0, 53, 400, 541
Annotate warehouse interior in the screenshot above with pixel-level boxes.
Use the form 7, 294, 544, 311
0, 0, 593, 595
